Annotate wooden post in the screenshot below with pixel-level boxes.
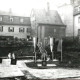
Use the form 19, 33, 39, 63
34, 47, 36, 63
50, 37, 53, 60
57, 38, 63, 62
52, 51, 54, 60
33, 37, 37, 63
61, 49, 62, 62
35, 51, 36, 63
61, 39, 63, 62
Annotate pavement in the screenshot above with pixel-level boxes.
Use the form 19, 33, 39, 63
1, 59, 80, 79
17, 60, 80, 79
0, 59, 24, 79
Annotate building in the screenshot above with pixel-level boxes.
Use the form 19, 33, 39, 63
73, 1, 80, 37
58, 3, 74, 37
74, 5, 80, 36
0, 11, 31, 39
71, 0, 80, 6
58, 0, 80, 37
69, 0, 80, 36
30, 9, 66, 46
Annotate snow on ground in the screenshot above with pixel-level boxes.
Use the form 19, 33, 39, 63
17, 60, 80, 79
28, 68, 80, 79
0, 59, 24, 78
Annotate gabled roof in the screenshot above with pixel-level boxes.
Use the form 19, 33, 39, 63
0, 15, 31, 26
0, 10, 15, 16
0, 10, 31, 26
32, 9, 66, 26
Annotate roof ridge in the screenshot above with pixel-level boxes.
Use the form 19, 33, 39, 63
32, 9, 65, 26
0, 10, 30, 17
32, 8, 57, 12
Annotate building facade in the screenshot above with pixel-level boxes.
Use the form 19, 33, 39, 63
58, 3, 74, 37
0, 14, 31, 39
30, 9, 66, 46
74, 4, 80, 36
58, 0, 80, 37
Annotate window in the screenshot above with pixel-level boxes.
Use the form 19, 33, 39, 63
78, 17, 80, 23
31, 16, 35, 21
27, 28, 31, 33
20, 18, 24, 23
79, 7, 80, 11
0, 26, 3, 32
10, 17, 13, 22
0, 17, 2, 21
78, 29, 80, 36
8, 27, 14, 32
27, 35, 32, 41
54, 29, 56, 33
19, 28, 25, 32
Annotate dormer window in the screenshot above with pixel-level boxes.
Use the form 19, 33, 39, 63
0, 17, 2, 21
20, 18, 24, 23
10, 17, 13, 22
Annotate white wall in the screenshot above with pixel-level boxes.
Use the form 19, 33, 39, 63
0, 25, 30, 39
58, 4, 74, 36
74, 15, 80, 36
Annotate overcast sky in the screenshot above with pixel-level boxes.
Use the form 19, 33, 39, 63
0, 0, 70, 16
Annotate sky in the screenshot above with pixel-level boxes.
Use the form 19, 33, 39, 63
0, 0, 70, 16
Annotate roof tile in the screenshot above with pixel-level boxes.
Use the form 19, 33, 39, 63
33, 9, 65, 26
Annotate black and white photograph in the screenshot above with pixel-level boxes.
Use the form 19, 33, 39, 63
0, 0, 80, 80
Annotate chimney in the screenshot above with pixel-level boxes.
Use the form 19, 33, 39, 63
9, 8, 12, 16
46, 1, 50, 15
47, 2, 50, 12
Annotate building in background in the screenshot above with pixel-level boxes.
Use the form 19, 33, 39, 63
0, 11, 31, 39
58, 0, 80, 37
73, 0, 80, 37
58, 3, 74, 37
74, 5, 80, 36
30, 8, 66, 46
